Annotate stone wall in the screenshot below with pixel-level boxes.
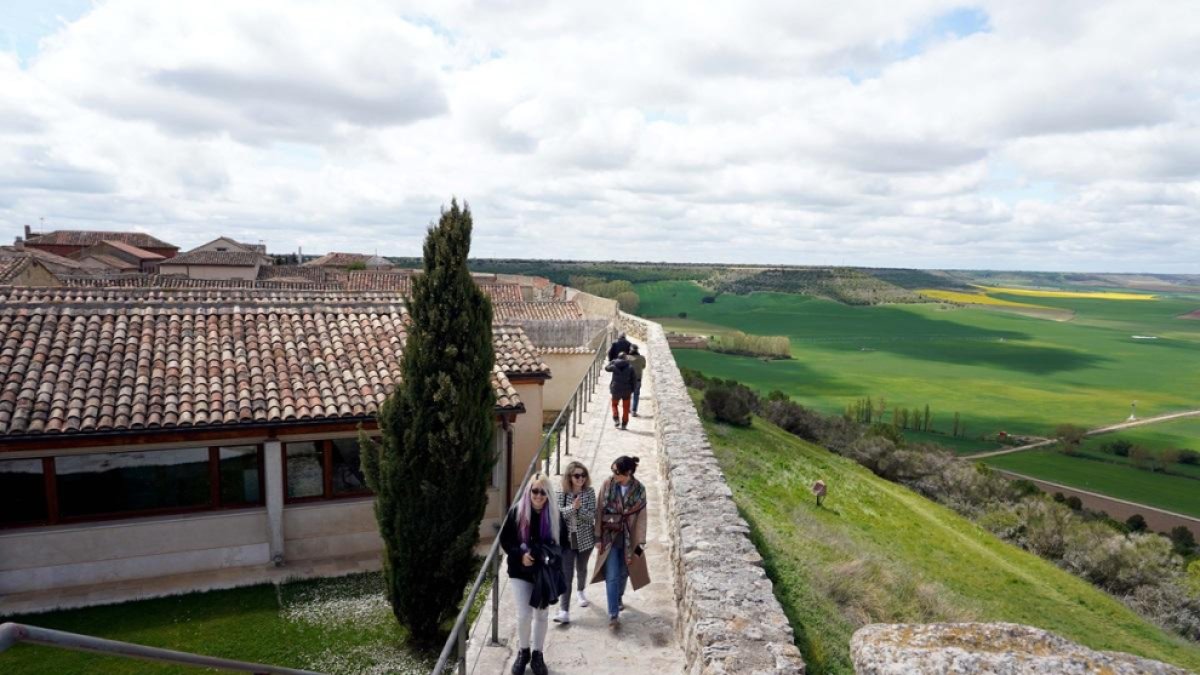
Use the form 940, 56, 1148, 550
619, 312, 805, 674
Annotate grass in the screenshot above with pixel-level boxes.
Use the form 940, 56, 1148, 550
984, 449, 1200, 518
1, 573, 431, 674
704, 414, 1200, 674
638, 279, 1200, 513
901, 429, 1003, 454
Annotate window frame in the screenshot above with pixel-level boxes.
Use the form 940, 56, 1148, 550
0, 445, 266, 530
282, 438, 374, 504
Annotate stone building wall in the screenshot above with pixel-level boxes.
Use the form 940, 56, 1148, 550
619, 311, 805, 674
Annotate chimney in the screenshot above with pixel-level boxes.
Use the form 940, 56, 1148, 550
24, 224, 31, 238
14, 236, 24, 251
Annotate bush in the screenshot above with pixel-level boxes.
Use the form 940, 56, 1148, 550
1160, 448, 1182, 466
1178, 449, 1199, 465
1063, 529, 1180, 595
762, 398, 825, 443
701, 295, 716, 304
1126, 514, 1148, 533
680, 367, 709, 390
614, 291, 640, 314
1104, 439, 1133, 457
677, 312, 688, 318
709, 330, 791, 359
1169, 526, 1197, 556
702, 383, 757, 427
1124, 583, 1200, 641
1065, 496, 1083, 511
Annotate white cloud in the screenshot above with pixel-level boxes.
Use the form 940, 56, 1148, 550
0, 0, 1196, 272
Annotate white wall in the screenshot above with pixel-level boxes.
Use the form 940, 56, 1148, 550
541, 353, 594, 413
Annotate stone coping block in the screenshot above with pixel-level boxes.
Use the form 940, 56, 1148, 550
619, 313, 805, 674
850, 623, 1190, 674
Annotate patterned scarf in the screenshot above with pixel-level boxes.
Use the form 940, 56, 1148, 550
599, 477, 646, 552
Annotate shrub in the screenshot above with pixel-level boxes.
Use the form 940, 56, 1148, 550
1104, 439, 1133, 457
701, 295, 716, 304
347, 260, 368, 271
762, 398, 824, 443
1053, 492, 1066, 504
614, 291, 640, 313
1126, 514, 1148, 533
1130, 446, 1153, 470
702, 383, 757, 427
680, 367, 709, 390
1065, 496, 1083, 511
677, 311, 688, 318
1063, 529, 1180, 595
1178, 449, 1199, 465
1124, 583, 1200, 641
1160, 448, 1181, 466
1169, 526, 1197, 556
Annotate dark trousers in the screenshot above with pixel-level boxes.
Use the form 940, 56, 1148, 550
559, 547, 592, 611
611, 396, 630, 425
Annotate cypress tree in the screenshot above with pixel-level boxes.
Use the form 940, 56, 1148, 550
361, 200, 496, 643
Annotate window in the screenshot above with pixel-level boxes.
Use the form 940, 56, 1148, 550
491, 427, 508, 490
0, 459, 47, 527
219, 446, 262, 505
285, 442, 325, 499
56, 448, 210, 519
330, 438, 369, 495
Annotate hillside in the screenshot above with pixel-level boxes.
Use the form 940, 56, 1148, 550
703, 415, 1200, 674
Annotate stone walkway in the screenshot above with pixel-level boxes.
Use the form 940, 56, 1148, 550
471, 346, 687, 674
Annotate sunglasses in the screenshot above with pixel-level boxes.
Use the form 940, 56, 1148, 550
530, 488, 547, 496
572, 473, 587, 479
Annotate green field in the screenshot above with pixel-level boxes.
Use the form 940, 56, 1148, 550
983, 446, 1200, 519
1, 573, 429, 674
641, 280, 1200, 511
706, 414, 1200, 674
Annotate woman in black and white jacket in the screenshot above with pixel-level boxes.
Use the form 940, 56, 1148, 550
553, 460, 596, 624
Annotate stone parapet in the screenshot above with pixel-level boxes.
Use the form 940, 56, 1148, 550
619, 312, 805, 674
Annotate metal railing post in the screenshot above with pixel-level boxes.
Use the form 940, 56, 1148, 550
565, 414, 571, 456
456, 621, 467, 675
555, 426, 561, 475
490, 554, 500, 645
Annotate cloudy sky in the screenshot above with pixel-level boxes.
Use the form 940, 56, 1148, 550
1, 1, 1197, 272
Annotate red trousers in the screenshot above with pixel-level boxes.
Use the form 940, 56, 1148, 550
611, 397, 631, 425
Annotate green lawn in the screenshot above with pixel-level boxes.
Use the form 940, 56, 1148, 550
984, 449, 1200, 518
1, 573, 430, 674
705, 415, 1200, 674
902, 429, 1002, 454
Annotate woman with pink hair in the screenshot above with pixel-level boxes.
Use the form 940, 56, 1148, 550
500, 473, 566, 675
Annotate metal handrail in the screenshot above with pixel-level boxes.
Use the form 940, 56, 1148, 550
0, 622, 324, 674
433, 327, 612, 674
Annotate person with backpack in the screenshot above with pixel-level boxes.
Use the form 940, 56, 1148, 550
500, 474, 567, 675
605, 352, 637, 429
553, 461, 596, 624
627, 344, 647, 417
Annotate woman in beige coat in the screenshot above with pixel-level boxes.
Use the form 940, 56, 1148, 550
590, 455, 650, 627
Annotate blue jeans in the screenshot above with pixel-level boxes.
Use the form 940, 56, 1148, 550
604, 544, 628, 618
632, 385, 641, 413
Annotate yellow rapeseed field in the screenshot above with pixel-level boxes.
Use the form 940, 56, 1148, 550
919, 289, 1044, 308
977, 286, 1157, 301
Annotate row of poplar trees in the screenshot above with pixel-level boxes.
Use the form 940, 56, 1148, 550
360, 199, 497, 644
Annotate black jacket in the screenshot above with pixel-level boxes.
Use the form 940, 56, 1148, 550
608, 337, 632, 361
500, 505, 567, 582
606, 358, 637, 398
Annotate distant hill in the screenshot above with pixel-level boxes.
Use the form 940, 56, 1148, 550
711, 268, 934, 305
706, 414, 1200, 674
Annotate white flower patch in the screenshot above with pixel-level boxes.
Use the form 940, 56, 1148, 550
279, 573, 391, 627
306, 644, 430, 675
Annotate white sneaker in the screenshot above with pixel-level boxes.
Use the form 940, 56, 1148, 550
577, 590, 589, 607
553, 610, 570, 623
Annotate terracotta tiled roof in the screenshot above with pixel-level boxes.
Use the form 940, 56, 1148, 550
479, 283, 524, 302
163, 250, 265, 267
303, 252, 391, 268
0, 246, 85, 270
345, 272, 412, 293
0, 300, 534, 438
258, 265, 332, 283
494, 301, 584, 321
537, 345, 595, 355
0, 257, 30, 284
100, 240, 166, 260
82, 253, 138, 270
0, 287, 401, 306
27, 230, 177, 250
63, 275, 340, 290
493, 325, 552, 377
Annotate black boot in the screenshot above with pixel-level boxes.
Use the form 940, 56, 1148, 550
512, 648, 531, 674
530, 650, 548, 675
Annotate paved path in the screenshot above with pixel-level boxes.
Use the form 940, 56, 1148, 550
966, 408, 1200, 459
471, 345, 686, 674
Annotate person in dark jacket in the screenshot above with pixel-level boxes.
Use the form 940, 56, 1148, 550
608, 332, 631, 362
605, 353, 637, 429
500, 474, 566, 675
